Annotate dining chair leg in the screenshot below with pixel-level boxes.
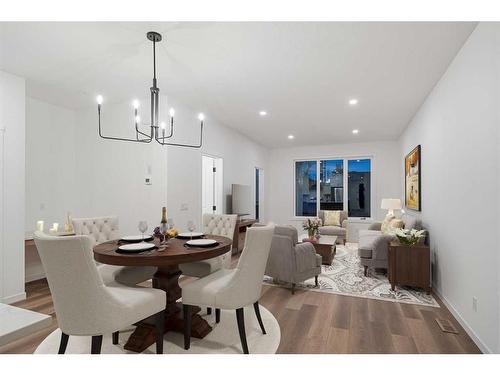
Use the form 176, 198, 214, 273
112, 331, 119, 345
155, 310, 165, 354
215, 308, 221, 323
207, 307, 212, 315
253, 302, 266, 334
236, 308, 249, 354
291, 283, 296, 295
183, 304, 192, 350
58, 332, 69, 354
91, 335, 103, 354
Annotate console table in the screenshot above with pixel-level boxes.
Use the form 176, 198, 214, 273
388, 242, 431, 294
232, 219, 257, 254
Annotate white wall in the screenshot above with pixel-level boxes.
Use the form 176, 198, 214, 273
267, 141, 401, 232
0, 71, 26, 303
165, 98, 269, 232
399, 23, 499, 353
74, 97, 168, 235
72, 96, 268, 235
25, 97, 78, 234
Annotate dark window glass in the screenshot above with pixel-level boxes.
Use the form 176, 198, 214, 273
295, 161, 317, 216
347, 159, 371, 217
320, 160, 343, 211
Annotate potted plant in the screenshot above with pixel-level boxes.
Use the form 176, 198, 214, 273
302, 218, 322, 240
393, 228, 426, 246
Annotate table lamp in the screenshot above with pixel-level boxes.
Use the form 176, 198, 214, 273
381, 198, 402, 218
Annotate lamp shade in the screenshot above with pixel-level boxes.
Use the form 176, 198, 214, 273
381, 198, 402, 210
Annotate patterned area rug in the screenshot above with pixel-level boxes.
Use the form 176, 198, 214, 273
264, 243, 439, 307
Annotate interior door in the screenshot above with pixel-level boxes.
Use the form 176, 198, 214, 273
202, 155, 223, 215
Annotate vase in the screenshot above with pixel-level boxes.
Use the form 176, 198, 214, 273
308, 229, 315, 240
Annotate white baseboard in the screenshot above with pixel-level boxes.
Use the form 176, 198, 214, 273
1, 292, 26, 304
433, 287, 492, 354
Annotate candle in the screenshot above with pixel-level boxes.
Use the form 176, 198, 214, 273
52, 223, 59, 231
48, 228, 57, 235
36, 220, 44, 232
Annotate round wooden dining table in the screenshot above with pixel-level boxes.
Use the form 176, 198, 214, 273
93, 235, 232, 353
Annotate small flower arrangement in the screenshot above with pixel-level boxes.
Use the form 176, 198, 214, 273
303, 218, 322, 239
393, 228, 425, 246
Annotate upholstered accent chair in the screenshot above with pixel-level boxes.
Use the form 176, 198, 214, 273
72, 216, 156, 286
318, 210, 348, 244
358, 214, 423, 276
34, 232, 166, 354
179, 214, 237, 278
265, 225, 322, 294
182, 224, 275, 354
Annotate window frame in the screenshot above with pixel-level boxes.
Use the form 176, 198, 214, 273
293, 156, 374, 220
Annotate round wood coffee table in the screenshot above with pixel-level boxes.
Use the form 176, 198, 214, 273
93, 235, 232, 353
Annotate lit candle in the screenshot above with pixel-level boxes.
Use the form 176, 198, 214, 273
36, 220, 44, 232
52, 223, 59, 231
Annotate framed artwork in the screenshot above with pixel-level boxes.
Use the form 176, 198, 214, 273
405, 145, 421, 211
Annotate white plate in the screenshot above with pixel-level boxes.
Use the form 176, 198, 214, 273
177, 232, 204, 239
118, 242, 156, 252
121, 235, 153, 242
186, 239, 217, 247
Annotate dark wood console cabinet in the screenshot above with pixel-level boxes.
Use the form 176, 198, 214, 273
388, 242, 431, 294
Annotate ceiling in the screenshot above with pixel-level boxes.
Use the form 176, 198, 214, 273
0, 22, 476, 148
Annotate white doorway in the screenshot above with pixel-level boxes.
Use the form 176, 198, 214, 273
255, 167, 264, 222
202, 155, 223, 215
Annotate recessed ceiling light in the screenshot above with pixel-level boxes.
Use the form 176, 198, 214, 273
288, 134, 295, 139
259, 111, 267, 116
352, 129, 359, 134
349, 98, 359, 106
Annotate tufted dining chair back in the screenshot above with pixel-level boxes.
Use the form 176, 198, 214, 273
202, 214, 237, 269
72, 216, 120, 247
202, 213, 238, 239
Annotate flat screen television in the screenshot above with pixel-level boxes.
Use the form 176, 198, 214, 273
231, 184, 252, 217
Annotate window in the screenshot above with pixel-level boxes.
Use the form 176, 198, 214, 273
294, 157, 371, 218
295, 160, 317, 216
348, 159, 371, 217
320, 159, 343, 211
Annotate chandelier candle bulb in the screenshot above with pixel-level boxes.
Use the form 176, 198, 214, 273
169, 108, 175, 117
133, 100, 139, 109
198, 113, 205, 122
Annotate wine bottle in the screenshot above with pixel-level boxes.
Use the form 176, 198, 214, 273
160, 207, 168, 234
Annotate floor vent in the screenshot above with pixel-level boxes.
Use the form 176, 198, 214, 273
435, 318, 459, 334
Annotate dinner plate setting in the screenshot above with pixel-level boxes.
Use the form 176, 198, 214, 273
117, 242, 156, 253
121, 235, 154, 243
177, 232, 204, 239
185, 239, 219, 248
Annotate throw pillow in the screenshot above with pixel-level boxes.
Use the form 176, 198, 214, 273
323, 210, 341, 226
380, 215, 395, 234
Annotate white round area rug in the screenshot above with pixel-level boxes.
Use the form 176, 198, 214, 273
35, 305, 280, 354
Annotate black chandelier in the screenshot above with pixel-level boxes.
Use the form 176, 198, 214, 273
96, 31, 204, 148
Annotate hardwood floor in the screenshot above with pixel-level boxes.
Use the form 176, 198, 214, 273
0, 271, 481, 354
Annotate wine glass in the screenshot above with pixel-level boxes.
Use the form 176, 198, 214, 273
187, 220, 196, 240
138, 221, 148, 242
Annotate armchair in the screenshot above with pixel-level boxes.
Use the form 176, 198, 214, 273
318, 210, 348, 244
358, 214, 423, 276
265, 225, 322, 294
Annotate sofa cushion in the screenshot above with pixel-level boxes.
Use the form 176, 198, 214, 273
319, 226, 346, 236
323, 210, 341, 226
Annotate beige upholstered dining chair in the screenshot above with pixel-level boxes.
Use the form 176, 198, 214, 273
182, 223, 275, 354
179, 213, 237, 277
72, 216, 156, 286
34, 231, 166, 354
